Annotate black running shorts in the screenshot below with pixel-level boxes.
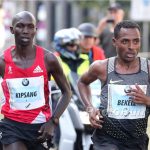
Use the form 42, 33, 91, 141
0, 118, 50, 150
92, 129, 149, 150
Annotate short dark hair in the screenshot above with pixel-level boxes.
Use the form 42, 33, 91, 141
114, 20, 141, 39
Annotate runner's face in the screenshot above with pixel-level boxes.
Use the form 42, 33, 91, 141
113, 28, 141, 62
11, 14, 37, 46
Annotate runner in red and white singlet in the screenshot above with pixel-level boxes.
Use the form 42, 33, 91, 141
1, 45, 50, 124
0, 11, 71, 150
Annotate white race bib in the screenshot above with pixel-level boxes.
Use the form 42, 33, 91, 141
107, 84, 147, 119
6, 76, 45, 110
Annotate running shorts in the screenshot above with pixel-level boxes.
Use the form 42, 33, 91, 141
0, 118, 52, 150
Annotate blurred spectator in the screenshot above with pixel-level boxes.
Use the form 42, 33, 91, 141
97, 2, 124, 58
78, 22, 105, 64
53, 28, 87, 148
53, 27, 87, 77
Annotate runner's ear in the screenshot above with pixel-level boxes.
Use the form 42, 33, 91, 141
112, 38, 116, 47
10, 26, 14, 34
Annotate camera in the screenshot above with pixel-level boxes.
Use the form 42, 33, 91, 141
106, 18, 115, 23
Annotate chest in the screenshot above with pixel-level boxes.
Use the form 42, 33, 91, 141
13, 56, 36, 69
115, 63, 140, 74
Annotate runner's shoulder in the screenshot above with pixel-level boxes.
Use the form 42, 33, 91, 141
91, 59, 108, 70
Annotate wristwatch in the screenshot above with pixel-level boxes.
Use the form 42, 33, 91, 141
51, 116, 59, 126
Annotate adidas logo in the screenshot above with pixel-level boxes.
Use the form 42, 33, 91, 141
33, 65, 43, 73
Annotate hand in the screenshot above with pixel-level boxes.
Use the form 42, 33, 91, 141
97, 17, 108, 34
127, 84, 150, 105
88, 107, 103, 129
37, 121, 55, 143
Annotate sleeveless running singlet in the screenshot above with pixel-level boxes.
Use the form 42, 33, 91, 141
99, 57, 150, 140
1, 45, 51, 124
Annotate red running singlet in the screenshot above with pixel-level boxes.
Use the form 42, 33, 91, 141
1, 45, 51, 124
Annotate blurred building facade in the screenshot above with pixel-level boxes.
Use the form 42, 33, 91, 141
1, 0, 150, 55
1, 0, 93, 51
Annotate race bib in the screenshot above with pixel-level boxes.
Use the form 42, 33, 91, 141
6, 76, 45, 110
107, 84, 147, 119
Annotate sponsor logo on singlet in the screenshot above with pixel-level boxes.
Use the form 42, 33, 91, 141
109, 79, 123, 84
22, 78, 29, 86
33, 65, 43, 73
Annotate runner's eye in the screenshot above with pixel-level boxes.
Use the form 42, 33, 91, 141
121, 39, 128, 44
133, 39, 140, 45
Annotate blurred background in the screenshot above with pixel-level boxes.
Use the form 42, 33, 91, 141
0, 0, 150, 149
0, 0, 150, 56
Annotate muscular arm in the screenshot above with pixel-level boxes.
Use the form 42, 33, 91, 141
78, 60, 107, 128
78, 60, 107, 109
37, 51, 72, 141
45, 51, 72, 119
